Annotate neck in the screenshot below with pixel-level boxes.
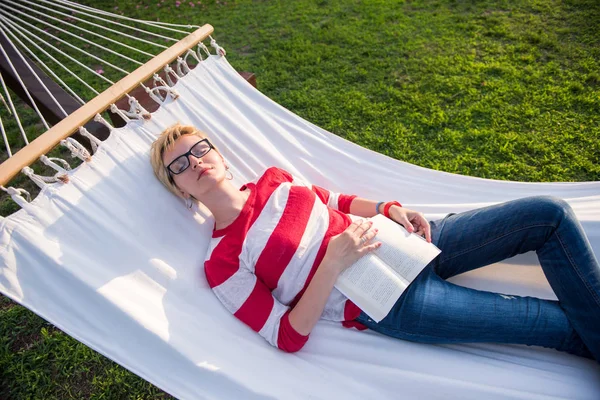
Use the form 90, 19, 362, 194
197, 180, 249, 229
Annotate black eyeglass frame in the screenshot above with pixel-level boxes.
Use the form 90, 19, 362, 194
165, 138, 215, 180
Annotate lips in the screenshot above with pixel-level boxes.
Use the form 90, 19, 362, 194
198, 167, 211, 180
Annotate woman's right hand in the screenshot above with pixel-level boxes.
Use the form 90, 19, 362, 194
324, 219, 381, 274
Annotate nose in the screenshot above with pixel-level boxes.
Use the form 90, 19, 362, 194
189, 154, 203, 169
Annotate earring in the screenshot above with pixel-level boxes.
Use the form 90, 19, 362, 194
225, 165, 233, 180
185, 197, 193, 209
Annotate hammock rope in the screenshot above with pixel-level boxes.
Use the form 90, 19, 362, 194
0, 1, 159, 58
0, 184, 30, 205
55, 0, 200, 33
0, 31, 52, 130
0, 58, 30, 147
0, 19, 85, 107
7, 0, 176, 47
60, 137, 91, 162
0, 73, 14, 157
40, 155, 72, 173
0, 12, 140, 76
0, 3, 225, 206
0, 8, 187, 110
0, 7, 145, 68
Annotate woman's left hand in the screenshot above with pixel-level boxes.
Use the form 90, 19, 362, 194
388, 205, 432, 243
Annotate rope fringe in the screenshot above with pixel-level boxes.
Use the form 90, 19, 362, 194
61, 137, 91, 162
78, 127, 102, 153
1, 184, 31, 207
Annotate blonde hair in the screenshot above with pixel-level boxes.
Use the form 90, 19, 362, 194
150, 123, 222, 199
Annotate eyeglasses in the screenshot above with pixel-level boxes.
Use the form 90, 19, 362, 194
165, 138, 214, 177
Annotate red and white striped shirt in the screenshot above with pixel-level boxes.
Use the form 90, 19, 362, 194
203, 166, 368, 353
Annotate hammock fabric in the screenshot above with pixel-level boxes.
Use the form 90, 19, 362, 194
1, 54, 599, 400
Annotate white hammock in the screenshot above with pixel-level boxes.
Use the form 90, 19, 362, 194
1, 54, 599, 399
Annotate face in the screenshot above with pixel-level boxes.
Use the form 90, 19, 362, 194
162, 134, 226, 199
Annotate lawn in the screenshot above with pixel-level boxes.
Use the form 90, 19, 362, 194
1, 0, 599, 398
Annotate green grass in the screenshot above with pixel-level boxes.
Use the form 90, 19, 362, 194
1, 0, 599, 398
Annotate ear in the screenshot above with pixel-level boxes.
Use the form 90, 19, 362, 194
180, 190, 189, 199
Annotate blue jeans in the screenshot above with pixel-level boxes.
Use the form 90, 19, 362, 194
355, 195, 600, 362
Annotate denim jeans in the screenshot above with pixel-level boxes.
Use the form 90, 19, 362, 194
355, 195, 600, 362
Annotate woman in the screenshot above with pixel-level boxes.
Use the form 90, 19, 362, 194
150, 123, 600, 362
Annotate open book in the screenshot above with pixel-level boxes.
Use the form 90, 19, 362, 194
334, 214, 442, 322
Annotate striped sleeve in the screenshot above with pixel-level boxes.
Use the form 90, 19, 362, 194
206, 258, 310, 353
310, 184, 357, 214
275, 167, 357, 214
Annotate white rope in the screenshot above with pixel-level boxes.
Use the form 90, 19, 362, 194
0, 27, 51, 130
36, 0, 184, 41
0, 73, 13, 157
153, 73, 169, 89
93, 114, 115, 132
197, 42, 212, 59
61, 137, 91, 162
0, 7, 144, 68
0, 42, 32, 146
0, 1, 156, 58
78, 127, 102, 154
146, 87, 164, 104
0, 17, 102, 96
177, 49, 202, 76
1, 14, 132, 78
145, 85, 178, 106
0, 116, 10, 157
0, 88, 11, 115
0, 17, 118, 89
109, 104, 131, 124
0, 0, 214, 157
40, 155, 71, 174
22, 166, 58, 189
0, 16, 85, 106
176, 58, 188, 78
149, 71, 184, 103
9, 0, 172, 49
187, 48, 201, 63
0, 185, 31, 206
164, 64, 180, 87
56, 0, 199, 34
210, 36, 227, 56
124, 97, 151, 120
0, 25, 65, 122
0, 5, 175, 111
0, 17, 69, 120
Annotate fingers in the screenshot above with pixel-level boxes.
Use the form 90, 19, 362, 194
359, 231, 381, 252
424, 220, 432, 243
361, 226, 379, 243
416, 214, 432, 243
399, 216, 414, 233
358, 226, 380, 252
350, 218, 373, 236
412, 216, 432, 243
360, 241, 381, 253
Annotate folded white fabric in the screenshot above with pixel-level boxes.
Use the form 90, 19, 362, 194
1, 55, 599, 400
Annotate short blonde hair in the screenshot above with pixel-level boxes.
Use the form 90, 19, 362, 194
150, 123, 222, 199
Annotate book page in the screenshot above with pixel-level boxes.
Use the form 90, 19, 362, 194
334, 253, 409, 322
370, 214, 441, 282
